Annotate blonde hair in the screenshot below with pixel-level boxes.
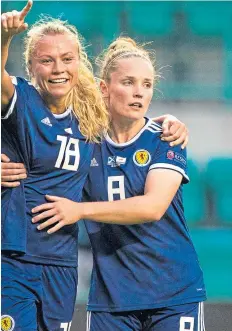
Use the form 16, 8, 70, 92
97, 37, 158, 84
24, 17, 109, 142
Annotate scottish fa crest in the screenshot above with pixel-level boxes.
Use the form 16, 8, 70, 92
133, 149, 151, 167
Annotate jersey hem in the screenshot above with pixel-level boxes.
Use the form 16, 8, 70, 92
13, 254, 78, 267
87, 295, 207, 312
2, 244, 26, 252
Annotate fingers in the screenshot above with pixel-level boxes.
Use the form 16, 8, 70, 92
2, 11, 19, 30
161, 121, 171, 136
162, 125, 185, 142
1, 173, 27, 182
1, 0, 32, 35
47, 222, 65, 234
170, 122, 185, 135
12, 10, 20, 28
168, 132, 186, 147
1, 163, 27, 186
17, 22, 28, 34
161, 120, 185, 138
2, 166, 26, 175
45, 195, 63, 202
32, 208, 57, 223
1, 164, 27, 183
161, 128, 188, 149
19, 0, 33, 21
1, 154, 10, 162
32, 203, 54, 214
181, 134, 189, 150
1, 162, 26, 170
1, 181, 20, 188
36, 215, 61, 230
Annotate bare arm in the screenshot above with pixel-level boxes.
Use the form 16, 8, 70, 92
79, 169, 182, 223
1, 0, 33, 111
32, 169, 182, 233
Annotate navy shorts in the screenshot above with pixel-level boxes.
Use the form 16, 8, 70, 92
1, 255, 77, 331
86, 302, 205, 331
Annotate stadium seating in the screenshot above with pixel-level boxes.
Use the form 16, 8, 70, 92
183, 159, 206, 226
125, 2, 175, 38
1, 1, 122, 48
183, 2, 232, 36
205, 158, 232, 224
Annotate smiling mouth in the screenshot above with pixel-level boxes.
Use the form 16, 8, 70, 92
129, 103, 143, 108
48, 79, 69, 84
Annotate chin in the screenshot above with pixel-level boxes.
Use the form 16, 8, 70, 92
49, 89, 71, 99
127, 112, 144, 121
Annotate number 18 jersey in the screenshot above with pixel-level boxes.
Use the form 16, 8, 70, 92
1, 77, 94, 266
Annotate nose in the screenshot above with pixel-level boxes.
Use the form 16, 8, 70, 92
133, 85, 143, 98
52, 60, 65, 74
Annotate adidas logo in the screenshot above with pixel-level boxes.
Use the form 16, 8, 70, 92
64, 128, 73, 134
90, 158, 99, 167
41, 117, 52, 127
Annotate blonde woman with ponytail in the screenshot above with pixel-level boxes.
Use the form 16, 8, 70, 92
31, 37, 206, 330
1, 1, 108, 330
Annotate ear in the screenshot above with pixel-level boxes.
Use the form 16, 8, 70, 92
100, 80, 109, 98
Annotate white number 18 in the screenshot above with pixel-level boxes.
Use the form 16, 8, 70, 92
55, 135, 80, 171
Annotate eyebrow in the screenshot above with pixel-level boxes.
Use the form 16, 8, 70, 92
123, 76, 153, 82
37, 52, 75, 58
61, 52, 75, 56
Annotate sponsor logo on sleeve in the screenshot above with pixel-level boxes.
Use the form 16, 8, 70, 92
166, 150, 186, 166
133, 150, 151, 167
1, 315, 15, 331
167, 150, 175, 160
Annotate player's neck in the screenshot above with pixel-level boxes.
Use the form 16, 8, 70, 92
109, 118, 146, 143
41, 92, 67, 114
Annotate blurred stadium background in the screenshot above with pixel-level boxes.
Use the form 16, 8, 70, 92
2, 1, 232, 330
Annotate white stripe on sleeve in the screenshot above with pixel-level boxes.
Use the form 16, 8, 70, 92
149, 163, 189, 182
2, 89, 17, 120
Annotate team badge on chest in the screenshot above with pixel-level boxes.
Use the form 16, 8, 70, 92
133, 149, 151, 167
1, 315, 15, 331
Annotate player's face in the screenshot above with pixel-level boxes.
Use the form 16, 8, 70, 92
29, 33, 79, 103
104, 57, 154, 122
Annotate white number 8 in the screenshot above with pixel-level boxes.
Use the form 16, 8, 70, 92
179, 317, 194, 331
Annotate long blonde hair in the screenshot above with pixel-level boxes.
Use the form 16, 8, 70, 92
24, 17, 109, 142
97, 37, 159, 85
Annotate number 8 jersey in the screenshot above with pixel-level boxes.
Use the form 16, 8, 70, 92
1, 77, 94, 267
84, 118, 206, 311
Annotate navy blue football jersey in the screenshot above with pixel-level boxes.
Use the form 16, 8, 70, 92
84, 118, 206, 311
1, 77, 94, 266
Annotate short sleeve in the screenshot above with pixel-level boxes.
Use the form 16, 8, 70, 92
1, 76, 34, 120
149, 140, 189, 184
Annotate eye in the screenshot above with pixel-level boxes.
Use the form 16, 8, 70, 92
144, 82, 152, 88
63, 57, 73, 63
123, 80, 133, 86
41, 59, 52, 64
